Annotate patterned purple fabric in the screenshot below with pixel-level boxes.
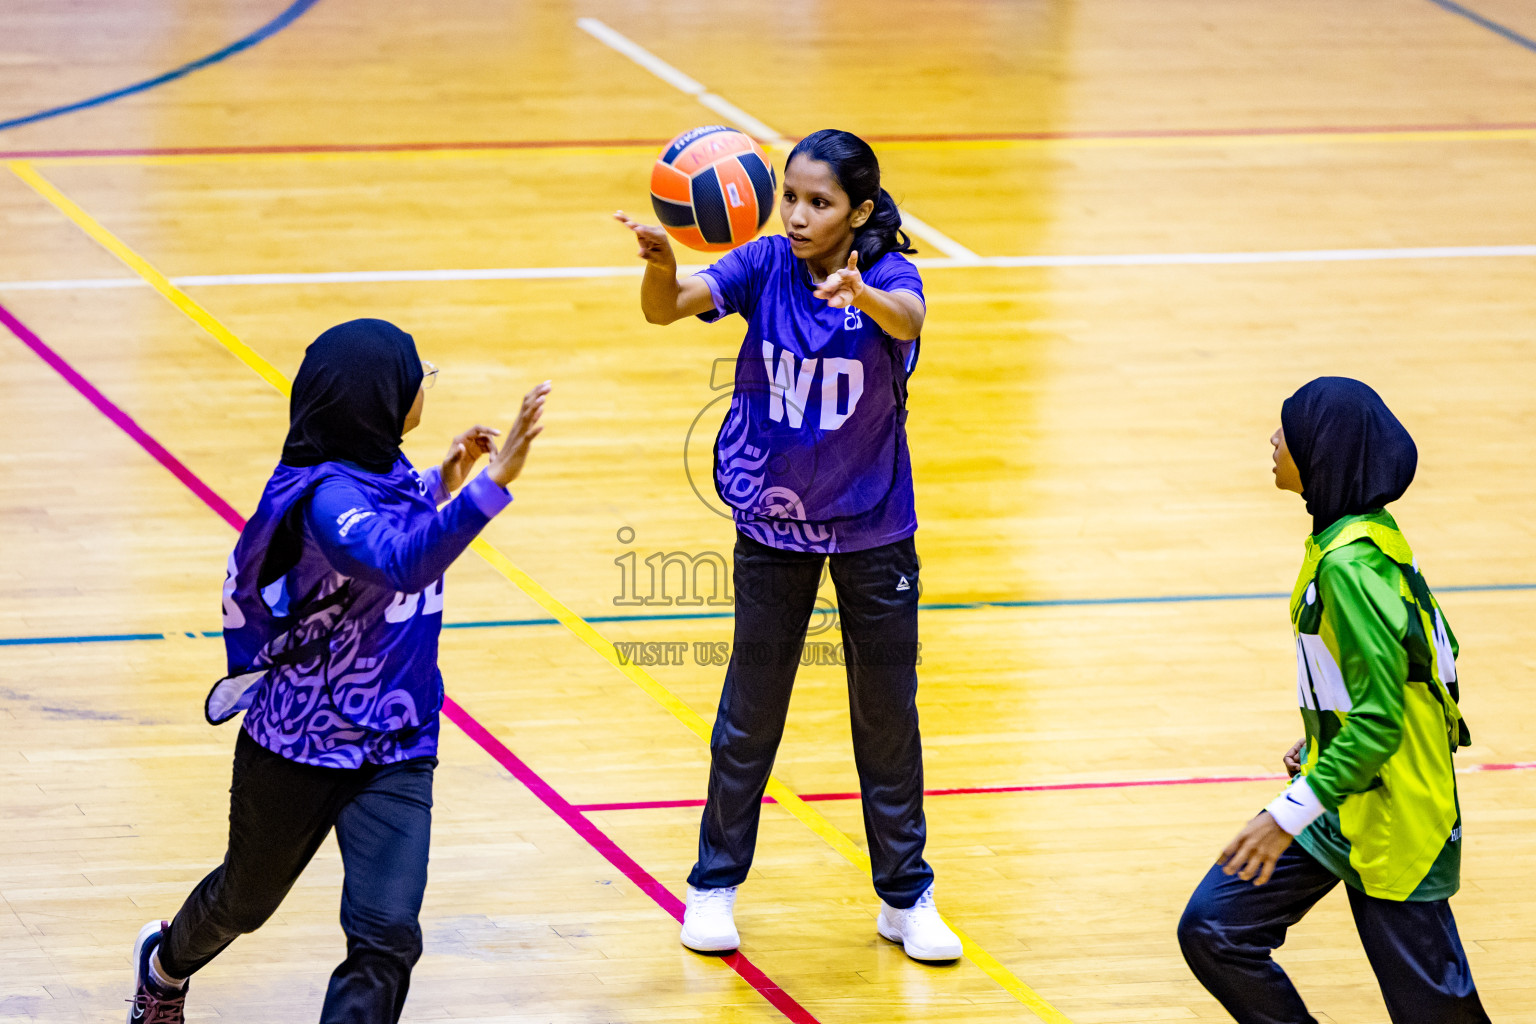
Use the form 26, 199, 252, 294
222, 459, 509, 768
697, 234, 922, 553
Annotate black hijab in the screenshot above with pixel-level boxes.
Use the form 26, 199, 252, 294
281, 319, 424, 474
1280, 376, 1417, 536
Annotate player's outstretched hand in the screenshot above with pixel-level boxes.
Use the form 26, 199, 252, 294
614, 211, 676, 268
813, 250, 864, 309
1217, 811, 1293, 886
441, 425, 500, 493
485, 381, 551, 489
1282, 738, 1305, 778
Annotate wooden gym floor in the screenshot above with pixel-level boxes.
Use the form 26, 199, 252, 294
2, 1, 1535, 1021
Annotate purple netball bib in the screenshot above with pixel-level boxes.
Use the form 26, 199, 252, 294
697, 236, 921, 553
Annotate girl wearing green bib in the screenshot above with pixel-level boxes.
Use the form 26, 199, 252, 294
1178, 378, 1489, 1024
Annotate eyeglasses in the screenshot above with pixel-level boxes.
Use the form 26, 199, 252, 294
422, 360, 439, 390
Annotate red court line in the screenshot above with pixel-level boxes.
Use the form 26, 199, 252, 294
0, 138, 674, 159
0, 298, 821, 1024
576, 762, 1536, 813
7, 120, 1536, 160
444, 702, 819, 1023
575, 774, 1290, 812
865, 121, 1536, 143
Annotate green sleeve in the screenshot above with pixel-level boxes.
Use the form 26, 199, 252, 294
1307, 543, 1411, 810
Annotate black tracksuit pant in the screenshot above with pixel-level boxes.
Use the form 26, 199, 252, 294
158, 729, 435, 1024
1178, 844, 1489, 1024
688, 531, 934, 908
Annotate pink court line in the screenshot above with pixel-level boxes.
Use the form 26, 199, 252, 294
577, 762, 1536, 813
0, 298, 821, 1024
0, 303, 244, 531
6, 120, 1536, 160
444, 701, 818, 1023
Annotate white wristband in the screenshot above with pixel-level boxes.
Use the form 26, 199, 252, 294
1264, 775, 1325, 836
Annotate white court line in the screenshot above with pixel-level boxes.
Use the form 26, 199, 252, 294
964, 243, 1536, 267
575, 17, 787, 147
3, 244, 1536, 292
575, 16, 982, 262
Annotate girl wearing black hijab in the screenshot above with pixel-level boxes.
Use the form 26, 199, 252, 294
1178, 378, 1488, 1023
126, 320, 550, 1024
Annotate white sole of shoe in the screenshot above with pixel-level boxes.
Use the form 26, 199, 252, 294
679, 928, 740, 953
876, 913, 962, 963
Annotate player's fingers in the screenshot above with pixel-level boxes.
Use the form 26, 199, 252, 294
1236, 846, 1260, 881
511, 404, 545, 441
1255, 855, 1277, 887
508, 423, 544, 457
848, 250, 859, 271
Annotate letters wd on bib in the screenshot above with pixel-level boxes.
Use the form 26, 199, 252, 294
698, 234, 923, 553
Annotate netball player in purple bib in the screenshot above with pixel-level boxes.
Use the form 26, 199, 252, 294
124, 319, 549, 1023
615, 129, 961, 962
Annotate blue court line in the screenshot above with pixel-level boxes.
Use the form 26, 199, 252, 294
1424, 0, 1536, 54
0, 0, 322, 133
3, 581, 1532, 649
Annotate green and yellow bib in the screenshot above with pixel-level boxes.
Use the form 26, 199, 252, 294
1289, 511, 1468, 901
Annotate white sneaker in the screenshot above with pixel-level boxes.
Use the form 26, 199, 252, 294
876, 885, 963, 962
680, 885, 740, 952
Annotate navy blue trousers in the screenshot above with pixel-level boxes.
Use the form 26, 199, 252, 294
688, 532, 933, 908
1178, 843, 1488, 1024
160, 729, 435, 1024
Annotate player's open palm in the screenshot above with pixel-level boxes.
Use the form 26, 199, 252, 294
814, 250, 864, 309
614, 211, 676, 267
486, 381, 551, 488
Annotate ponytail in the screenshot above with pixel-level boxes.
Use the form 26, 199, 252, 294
853, 188, 915, 268
786, 129, 916, 267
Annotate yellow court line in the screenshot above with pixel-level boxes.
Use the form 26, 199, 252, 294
6, 161, 289, 394
14, 126, 1536, 168
9, 159, 1072, 1024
